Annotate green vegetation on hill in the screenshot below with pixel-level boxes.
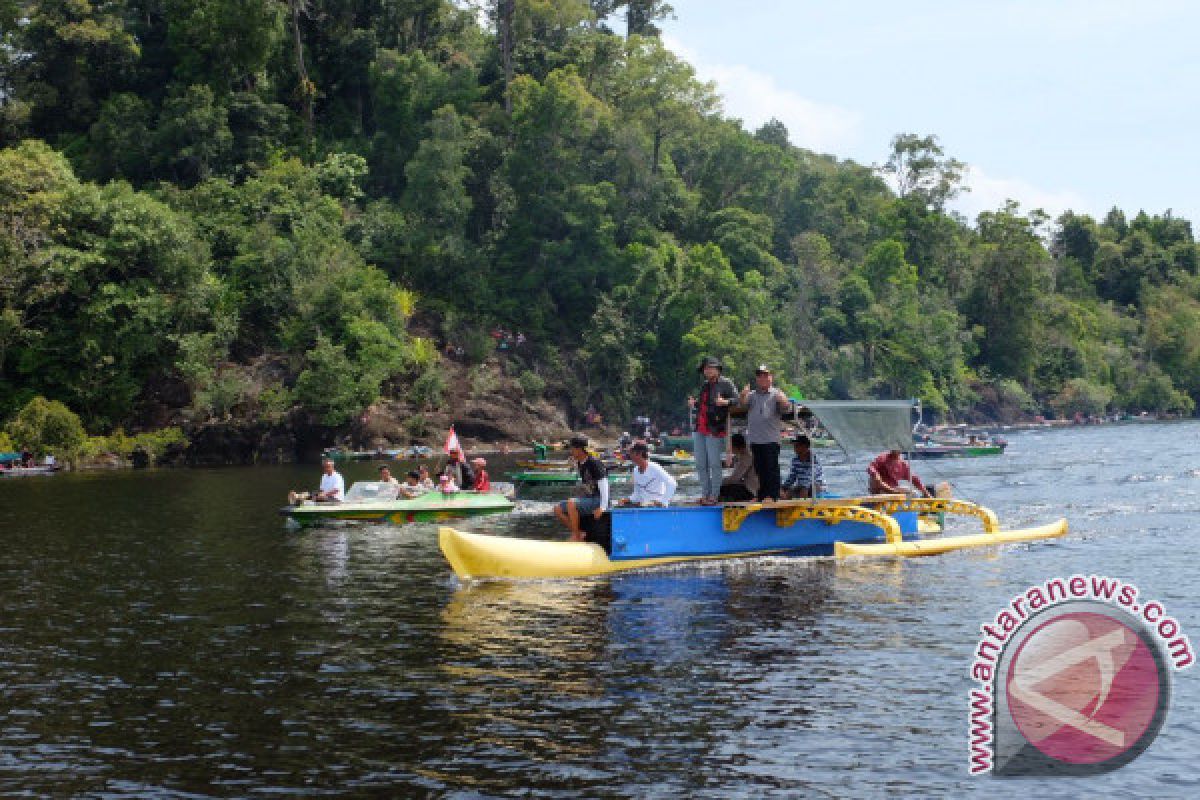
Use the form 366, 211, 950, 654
1, 0, 1197, 443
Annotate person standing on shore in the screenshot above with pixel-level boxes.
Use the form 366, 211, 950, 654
738, 365, 792, 502
688, 356, 737, 505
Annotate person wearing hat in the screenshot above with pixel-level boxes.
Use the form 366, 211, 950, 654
737, 365, 792, 502
470, 456, 491, 492
687, 356, 738, 505
444, 446, 476, 490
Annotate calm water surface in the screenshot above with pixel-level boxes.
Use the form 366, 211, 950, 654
1, 423, 1199, 797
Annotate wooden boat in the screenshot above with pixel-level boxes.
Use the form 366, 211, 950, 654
0, 464, 61, 477
438, 495, 1067, 579
438, 399, 1066, 580
281, 481, 513, 527
508, 470, 630, 486
648, 450, 695, 467
910, 441, 1007, 459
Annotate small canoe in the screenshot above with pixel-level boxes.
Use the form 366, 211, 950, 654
281, 488, 513, 527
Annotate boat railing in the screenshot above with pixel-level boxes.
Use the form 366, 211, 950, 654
721, 496, 906, 543
863, 496, 1000, 533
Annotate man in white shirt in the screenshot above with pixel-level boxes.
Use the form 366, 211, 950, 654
316, 459, 345, 502
620, 443, 677, 507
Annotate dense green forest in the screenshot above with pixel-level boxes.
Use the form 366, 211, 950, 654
2, 0, 1198, 449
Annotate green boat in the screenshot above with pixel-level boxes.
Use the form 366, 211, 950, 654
280, 481, 514, 527
508, 470, 631, 486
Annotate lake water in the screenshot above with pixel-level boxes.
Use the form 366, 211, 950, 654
1, 423, 1198, 797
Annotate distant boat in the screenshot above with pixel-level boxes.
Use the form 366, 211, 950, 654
910, 439, 1007, 459
648, 451, 695, 467
0, 464, 61, 477
281, 481, 513, 527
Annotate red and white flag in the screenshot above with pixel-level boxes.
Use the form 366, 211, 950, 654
444, 426, 461, 455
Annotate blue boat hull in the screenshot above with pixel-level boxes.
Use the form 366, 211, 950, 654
605, 505, 919, 561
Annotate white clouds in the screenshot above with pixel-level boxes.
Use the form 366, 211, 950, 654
663, 36, 862, 154
951, 166, 1091, 224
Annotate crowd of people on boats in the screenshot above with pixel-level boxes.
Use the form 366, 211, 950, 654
548, 355, 933, 541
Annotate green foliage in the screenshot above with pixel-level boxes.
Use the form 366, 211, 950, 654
6, 396, 87, 459
2, 2, 1199, 438
405, 412, 430, 439
518, 369, 546, 398
1049, 378, 1113, 417
83, 427, 188, 463
410, 368, 447, 411
293, 337, 375, 426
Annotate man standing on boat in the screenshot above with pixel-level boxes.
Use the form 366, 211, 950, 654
688, 356, 738, 505
867, 449, 932, 497
621, 442, 677, 507
554, 436, 609, 540
738, 365, 792, 502
315, 459, 345, 502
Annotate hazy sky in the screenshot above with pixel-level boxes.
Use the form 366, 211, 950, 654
660, 0, 1199, 226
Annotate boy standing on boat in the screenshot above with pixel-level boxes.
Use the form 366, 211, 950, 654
554, 436, 609, 540
621, 442, 677, 507
867, 449, 932, 497
738, 365, 792, 502
688, 356, 738, 505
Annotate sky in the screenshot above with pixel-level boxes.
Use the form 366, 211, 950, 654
659, 0, 1200, 227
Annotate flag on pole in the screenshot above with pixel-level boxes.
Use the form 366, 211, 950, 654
444, 426, 461, 455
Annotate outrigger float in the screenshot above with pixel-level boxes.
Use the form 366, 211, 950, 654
438, 400, 1067, 580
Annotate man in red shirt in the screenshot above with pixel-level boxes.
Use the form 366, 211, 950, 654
867, 449, 931, 496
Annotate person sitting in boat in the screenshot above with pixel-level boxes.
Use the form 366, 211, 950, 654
43, 453, 57, 468
718, 433, 759, 502
438, 473, 461, 494
378, 465, 400, 486
398, 470, 426, 498
867, 449, 931, 497
444, 447, 475, 490
315, 459, 345, 502
554, 436, 609, 541
417, 465, 435, 491
781, 434, 824, 499
471, 457, 491, 492
620, 443, 677, 507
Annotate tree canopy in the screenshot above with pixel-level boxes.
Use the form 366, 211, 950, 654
2, 0, 1196, 436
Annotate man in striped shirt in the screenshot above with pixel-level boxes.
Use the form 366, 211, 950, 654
781, 435, 824, 499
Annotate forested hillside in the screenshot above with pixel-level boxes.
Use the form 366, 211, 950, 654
2, 0, 1198, 451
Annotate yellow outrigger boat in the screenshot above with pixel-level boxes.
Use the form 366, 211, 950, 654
437, 400, 1068, 580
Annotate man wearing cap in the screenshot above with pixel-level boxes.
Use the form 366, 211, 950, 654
738, 365, 792, 502
687, 356, 738, 504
